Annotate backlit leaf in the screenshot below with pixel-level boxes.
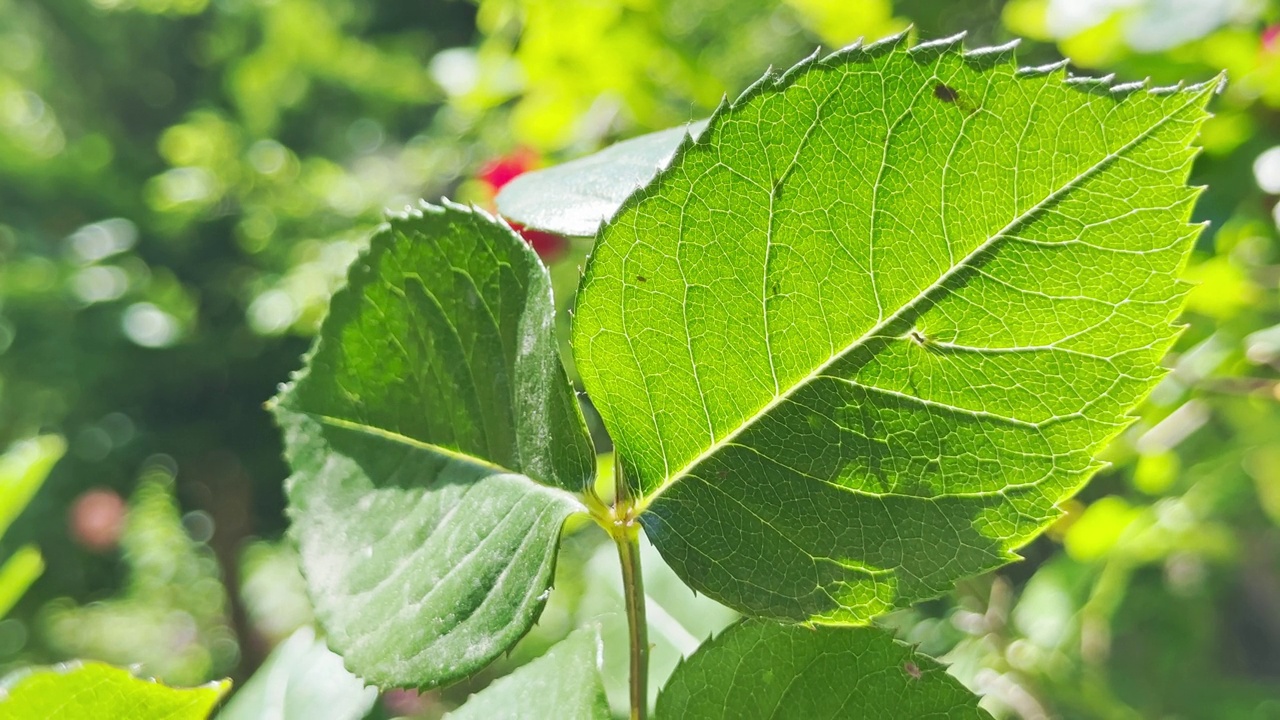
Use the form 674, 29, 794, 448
572, 33, 1216, 623
0, 662, 228, 720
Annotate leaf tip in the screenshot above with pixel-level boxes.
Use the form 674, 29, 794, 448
1212, 71, 1229, 94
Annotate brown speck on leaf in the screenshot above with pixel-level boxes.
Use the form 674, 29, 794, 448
636, 275, 648, 282
933, 83, 959, 103
904, 661, 922, 680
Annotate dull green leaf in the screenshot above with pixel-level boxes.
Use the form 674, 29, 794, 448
656, 620, 988, 719
573, 33, 1216, 623
447, 626, 611, 720
218, 627, 376, 720
496, 121, 708, 238
272, 201, 595, 688
0, 662, 228, 720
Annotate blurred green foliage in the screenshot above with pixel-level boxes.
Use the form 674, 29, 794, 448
0, 0, 1278, 717
40, 464, 235, 686
0, 436, 63, 618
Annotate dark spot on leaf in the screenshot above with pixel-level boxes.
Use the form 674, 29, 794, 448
933, 83, 959, 103
904, 661, 922, 680
636, 275, 647, 283
908, 329, 928, 346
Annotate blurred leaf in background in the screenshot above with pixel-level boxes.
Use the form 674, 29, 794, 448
39, 462, 235, 687
217, 626, 375, 720
0, 436, 64, 618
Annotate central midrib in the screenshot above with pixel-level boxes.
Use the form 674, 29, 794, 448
292, 409, 588, 508
631, 84, 1207, 514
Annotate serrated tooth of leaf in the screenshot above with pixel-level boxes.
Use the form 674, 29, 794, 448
908, 31, 967, 57
1018, 58, 1070, 77
961, 37, 1021, 63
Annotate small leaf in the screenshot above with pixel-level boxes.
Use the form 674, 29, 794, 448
573, 34, 1217, 623
656, 620, 988, 719
0, 662, 228, 720
496, 121, 708, 237
447, 626, 611, 720
272, 202, 595, 688
218, 627, 377, 720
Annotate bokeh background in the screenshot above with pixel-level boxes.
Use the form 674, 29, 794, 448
1, 0, 1279, 717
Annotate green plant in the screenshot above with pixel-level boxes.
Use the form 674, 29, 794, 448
267, 29, 1218, 719
0, 26, 1220, 719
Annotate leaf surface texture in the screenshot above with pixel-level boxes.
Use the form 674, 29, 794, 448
273, 203, 594, 687
573, 35, 1215, 622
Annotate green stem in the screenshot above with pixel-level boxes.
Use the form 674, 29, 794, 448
611, 458, 648, 720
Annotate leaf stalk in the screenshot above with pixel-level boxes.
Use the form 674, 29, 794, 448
609, 456, 649, 720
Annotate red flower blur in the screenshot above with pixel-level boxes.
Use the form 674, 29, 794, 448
477, 147, 538, 191
509, 222, 568, 260
69, 488, 126, 552
477, 148, 569, 261
1264, 24, 1280, 53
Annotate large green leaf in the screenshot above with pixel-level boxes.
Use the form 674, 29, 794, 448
0, 662, 229, 720
656, 620, 988, 719
272, 202, 595, 688
447, 626, 610, 720
496, 121, 708, 238
217, 627, 376, 720
572, 33, 1216, 623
